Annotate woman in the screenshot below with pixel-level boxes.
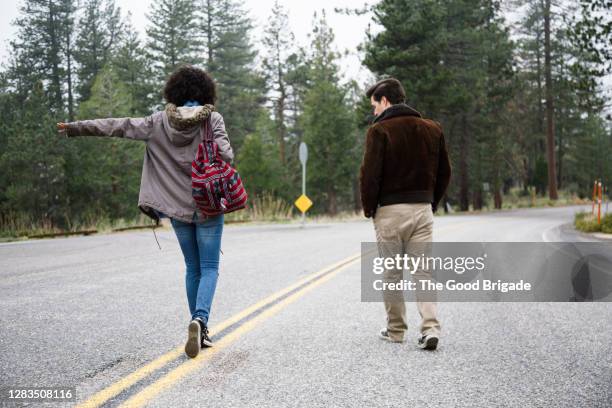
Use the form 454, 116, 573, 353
57, 65, 233, 359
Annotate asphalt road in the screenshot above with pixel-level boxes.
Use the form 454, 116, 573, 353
1, 205, 611, 407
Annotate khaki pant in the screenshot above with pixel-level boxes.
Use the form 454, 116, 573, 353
373, 203, 441, 342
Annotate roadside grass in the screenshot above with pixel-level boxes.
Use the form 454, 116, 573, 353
0, 193, 296, 242
503, 188, 586, 209
0, 188, 604, 241
574, 211, 612, 234
225, 192, 294, 223
0, 211, 157, 241
446, 187, 590, 213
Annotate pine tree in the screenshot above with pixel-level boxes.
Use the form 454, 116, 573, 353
67, 65, 143, 220
2, 0, 78, 230
0, 73, 17, 217
565, 0, 611, 114
112, 13, 156, 115
198, 0, 266, 149
146, 0, 201, 94
199, 0, 224, 69
78, 65, 133, 118
0, 81, 66, 226
513, 0, 608, 196
471, 1, 517, 209
262, 0, 295, 165
9, 0, 77, 114
64, 1, 77, 121
74, 0, 122, 103
301, 11, 357, 214
566, 114, 612, 195
236, 112, 286, 196
542, 0, 559, 199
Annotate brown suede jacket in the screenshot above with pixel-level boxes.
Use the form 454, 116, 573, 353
359, 104, 451, 218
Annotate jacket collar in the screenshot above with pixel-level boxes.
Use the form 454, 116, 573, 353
165, 103, 215, 131
372, 103, 421, 124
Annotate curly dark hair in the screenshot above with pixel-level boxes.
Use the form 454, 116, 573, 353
163, 65, 216, 106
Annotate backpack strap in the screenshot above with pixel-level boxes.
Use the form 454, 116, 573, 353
199, 117, 216, 162
201, 116, 213, 142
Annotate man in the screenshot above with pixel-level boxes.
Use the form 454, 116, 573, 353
359, 78, 451, 350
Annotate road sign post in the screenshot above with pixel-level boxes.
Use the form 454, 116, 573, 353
598, 181, 602, 224
295, 142, 311, 228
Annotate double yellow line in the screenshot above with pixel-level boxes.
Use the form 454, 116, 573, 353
76, 253, 360, 408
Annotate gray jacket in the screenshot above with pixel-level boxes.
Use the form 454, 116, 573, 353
65, 106, 234, 224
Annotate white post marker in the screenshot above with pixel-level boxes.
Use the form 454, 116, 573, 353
295, 142, 312, 228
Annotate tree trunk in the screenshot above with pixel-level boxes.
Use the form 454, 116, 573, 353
459, 115, 470, 211
494, 188, 502, 209
558, 122, 563, 189
66, 30, 74, 121
206, 0, 214, 68
327, 187, 337, 215
473, 189, 483, 210
48, 4, 62, 111
536, 27, 544, 135
277, 73, 287, 164
544, 0, 558, 200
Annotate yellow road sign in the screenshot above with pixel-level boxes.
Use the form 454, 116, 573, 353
294, 194, 313, 213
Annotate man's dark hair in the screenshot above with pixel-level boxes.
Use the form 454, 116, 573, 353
366, 78, 406, 105
163, 65, 216, 106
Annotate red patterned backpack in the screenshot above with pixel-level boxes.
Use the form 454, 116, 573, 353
191, 117, 248, 216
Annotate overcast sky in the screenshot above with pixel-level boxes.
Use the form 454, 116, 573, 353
0, 0, 377, 86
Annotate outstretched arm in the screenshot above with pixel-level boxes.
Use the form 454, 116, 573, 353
57, 113, 159, 142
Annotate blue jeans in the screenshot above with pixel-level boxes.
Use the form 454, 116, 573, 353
170, 213, 224, 325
